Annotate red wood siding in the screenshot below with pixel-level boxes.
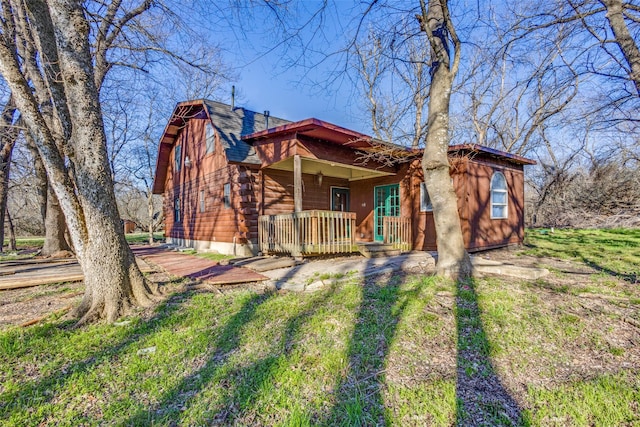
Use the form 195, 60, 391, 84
406, 155, 526, 251
160, 114, 528, 250
461, 157, 525, 250
261, 169, 350, 215
162, 118, 259, 244
350, 165, 411, 242
255, 134, 396, 174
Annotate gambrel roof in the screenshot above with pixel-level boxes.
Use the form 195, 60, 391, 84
152, 99, 289, 193
204, 100, 290, 164
153, 99, 535, 194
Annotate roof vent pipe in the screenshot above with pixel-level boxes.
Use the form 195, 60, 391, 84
264, 110, 270, 129
231, 85, 235, 110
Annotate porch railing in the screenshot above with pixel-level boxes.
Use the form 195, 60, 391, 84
383, 216, 412, 252
258, 210, 357, 256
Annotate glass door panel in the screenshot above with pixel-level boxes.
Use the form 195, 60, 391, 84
374, 184, 400, 241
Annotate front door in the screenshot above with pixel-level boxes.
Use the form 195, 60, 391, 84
374, 184, 400, 241
331, 187, 350, 212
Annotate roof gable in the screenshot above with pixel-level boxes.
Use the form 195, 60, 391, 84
153, 100, 535, 195
203, 100, 290, 164
152, 99, 289, 193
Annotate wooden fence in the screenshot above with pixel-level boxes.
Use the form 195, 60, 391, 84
383, 216, 412, 252
258, 210, 358, 256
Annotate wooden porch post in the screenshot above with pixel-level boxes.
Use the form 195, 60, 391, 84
292, 154, 303, 257
294, 154, 302, 213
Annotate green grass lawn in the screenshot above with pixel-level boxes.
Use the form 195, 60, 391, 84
0, 229, 638, 425
124, 232, 165, 244
524, 228, 640, 283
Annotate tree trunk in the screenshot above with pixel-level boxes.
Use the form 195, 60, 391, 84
27, 132, 73, 257
0, 95, 19, 252
27, 133, 73, 257
0, 153, 15, 252
6, 208, 16, 251
47, 0, 157, 324
147, 190, 154, 244
25, 133, 47, 226
419, 0, 472, 279
41, 186, 71, 256
0, 0, 157, 324
601, 0, 640, 95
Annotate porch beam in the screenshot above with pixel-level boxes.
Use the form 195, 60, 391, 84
294, 154, 302, 213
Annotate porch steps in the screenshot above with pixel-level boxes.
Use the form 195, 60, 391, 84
357, 242, 401, 258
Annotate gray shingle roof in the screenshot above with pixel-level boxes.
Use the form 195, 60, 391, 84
204, 100, 290, 164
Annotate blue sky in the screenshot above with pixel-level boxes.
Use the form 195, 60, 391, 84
205, 1, 372, 133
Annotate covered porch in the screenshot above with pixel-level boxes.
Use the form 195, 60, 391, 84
256, 154, 412, 257
245, 118, 416, 257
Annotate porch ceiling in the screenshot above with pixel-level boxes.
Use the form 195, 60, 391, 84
266, 157, 394, 181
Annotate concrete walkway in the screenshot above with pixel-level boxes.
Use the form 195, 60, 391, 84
262, 252, 437, 292
257, 252, 548, 292
134, 246, 548, 293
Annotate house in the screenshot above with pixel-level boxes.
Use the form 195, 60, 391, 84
152, 99, 535, 257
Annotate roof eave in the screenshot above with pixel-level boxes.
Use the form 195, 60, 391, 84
242, 118, 371, 145
152, 100, 208, 193
448, 144, 537, 165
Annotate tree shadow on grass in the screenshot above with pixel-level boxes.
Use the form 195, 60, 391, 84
0, 286, 195, 421
322, 269, 417, 425
455, 278, 525, 426
580, 257, 638, 284
123, 290, 273, 425
207, 288, 335, 425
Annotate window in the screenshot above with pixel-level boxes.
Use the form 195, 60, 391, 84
174, 145, 182, 172
223, 183, 231, 209
490, 171, 508, 219
199, 190, 205, 213
205, 123, 215, 154
174, 197, 180, 223
420, 182, 433, 212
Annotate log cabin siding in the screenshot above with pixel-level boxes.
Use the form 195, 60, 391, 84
462, 157, 525, 250
164, 165, 257, 243
162, 117, 261, 244
261, 169, 350, 215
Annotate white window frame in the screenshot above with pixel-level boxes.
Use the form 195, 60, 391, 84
420, 182, 433, 212
490, 171, 508, 219
205, 123, 215, 154
223, 183, 231, 209
174, 197, 180, 223
174, 144, 182, 172
199, 190, 205, 213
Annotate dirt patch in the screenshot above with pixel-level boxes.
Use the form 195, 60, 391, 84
0, 281, 84, 328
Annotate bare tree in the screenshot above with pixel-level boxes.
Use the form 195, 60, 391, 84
0, 93, 20, 251
0, 0, 157, 324
353, 25, 430, 149
457, 23, 580, 157
512, 0, 640, 126
121, 97, 165, 245
417, 0, 472, 279
600, 0, 640, 94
